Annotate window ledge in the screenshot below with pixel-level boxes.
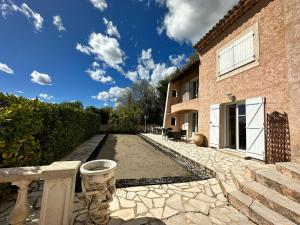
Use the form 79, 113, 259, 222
216, 60, 259, 82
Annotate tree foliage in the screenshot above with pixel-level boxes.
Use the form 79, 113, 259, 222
0, 93, 101, 169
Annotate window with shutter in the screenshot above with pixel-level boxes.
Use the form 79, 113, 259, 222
218, 31, 255, 76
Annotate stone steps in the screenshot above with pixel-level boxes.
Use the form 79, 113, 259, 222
228, 191, 296, 225
276, 162, 300, 183
245, 165, 300, 203
240, 180, 300, 224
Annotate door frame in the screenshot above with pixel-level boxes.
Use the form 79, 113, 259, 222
224, 101, 246, 152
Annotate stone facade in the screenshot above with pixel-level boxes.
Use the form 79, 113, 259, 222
164, 0, 300, 161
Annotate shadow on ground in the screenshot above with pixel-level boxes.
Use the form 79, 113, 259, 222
109, 217, 166, 225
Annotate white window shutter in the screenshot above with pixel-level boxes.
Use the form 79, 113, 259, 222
210, 104, 220, 148
246, 97, 265, 160
219, 44, 234, 75
234, 31, 255, 68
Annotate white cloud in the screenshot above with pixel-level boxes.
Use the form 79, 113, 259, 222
15, 90, 23, 94
169, 54, 186, 66
92, 61, 100, 68
126, 71, 138, 82
86, 68, 114, 84
0, 62, 14, 74
30, 71, 52, 86
39, 93, 53, 100
103, 17, 120, 39
0, 1, 43, 32
124, 48, 177, 85
92, 86, 128, 101
76, 43, 91, 55
76, 32, 125, 71
157, 0, 238, 44
150, 63, 177, 86
139, 48, 155, 70
53, 15, 66, 32
90, 0, 107, 11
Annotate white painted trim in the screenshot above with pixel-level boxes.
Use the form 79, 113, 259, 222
163, 82, 170, 128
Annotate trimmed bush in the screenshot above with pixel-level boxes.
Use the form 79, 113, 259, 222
0, 93, 101, 168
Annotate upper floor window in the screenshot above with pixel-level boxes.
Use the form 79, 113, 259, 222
182, 79, 199, 102
218, 31, 255, 76
171, 117, 176, 126
190, 79, 199, 99
172, 90, 177, 97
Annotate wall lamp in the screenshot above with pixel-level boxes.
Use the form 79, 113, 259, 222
226, 92, 236, 102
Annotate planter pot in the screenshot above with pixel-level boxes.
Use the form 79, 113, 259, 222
80, 159, 117, 225
192, 133, 204, 146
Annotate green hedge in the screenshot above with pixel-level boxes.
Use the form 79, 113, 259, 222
0, 93, 101, 168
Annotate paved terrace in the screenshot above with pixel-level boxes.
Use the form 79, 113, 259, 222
1, 134, 259, 225
140, 133, 263, 195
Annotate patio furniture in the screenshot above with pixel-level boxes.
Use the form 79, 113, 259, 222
180, 129, 187, 141
162, 128, 168, 140
168, 130, 181, 141
153, 127, 162, 134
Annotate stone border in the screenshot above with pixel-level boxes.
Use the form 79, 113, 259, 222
139, 134, 216, 178
116, 175, 209, 188
75, 134, 108, 192
85, 134, 108, 162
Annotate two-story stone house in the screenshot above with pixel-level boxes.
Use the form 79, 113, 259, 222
163, 0, 300, 162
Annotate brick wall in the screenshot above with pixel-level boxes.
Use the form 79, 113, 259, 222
284, 0, 300, 162
197, 0, 290, 149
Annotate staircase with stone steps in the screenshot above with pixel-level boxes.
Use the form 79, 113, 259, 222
227, 162, 300, 225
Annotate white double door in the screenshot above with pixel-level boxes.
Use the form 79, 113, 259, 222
209, 97, 265, 160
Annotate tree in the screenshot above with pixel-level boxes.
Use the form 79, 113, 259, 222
86, 106, 112, 124
60, 101, 83, 110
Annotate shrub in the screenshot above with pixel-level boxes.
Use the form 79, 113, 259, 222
0, 93, 101, 168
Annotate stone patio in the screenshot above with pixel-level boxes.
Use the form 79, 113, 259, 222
140, 133, 263, 195
73, 178, 255, 225
0, 134, 262, 225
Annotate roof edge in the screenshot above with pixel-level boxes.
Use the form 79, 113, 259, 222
193, 0, 259, 52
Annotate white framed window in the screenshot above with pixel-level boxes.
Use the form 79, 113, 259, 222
218, 31, 255, 76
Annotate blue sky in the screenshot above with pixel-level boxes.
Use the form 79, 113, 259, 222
0, 0, 237, 107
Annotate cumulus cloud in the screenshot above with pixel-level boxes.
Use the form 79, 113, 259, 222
0, 62, 14, 74
30, 71, 52, 86
86, 68, 114, 84
126, 71, 138, 82
76, 32, 125, 71
0, 1, 43, 32
150, 63, 177, 86
157, 0, 238, 44
53, 15, 66, 32
125, 48, 177, 86
39, 93, 53, 100
169, 54, 186, 66
92, 86, 128, 102
103, 17, 120, 39
90, 0, 107, 11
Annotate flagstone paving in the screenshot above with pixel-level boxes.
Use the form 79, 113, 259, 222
141, 133, 263, 195
73, 179, 255, 225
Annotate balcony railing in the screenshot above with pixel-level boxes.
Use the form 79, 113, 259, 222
0, 161, 81, 225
